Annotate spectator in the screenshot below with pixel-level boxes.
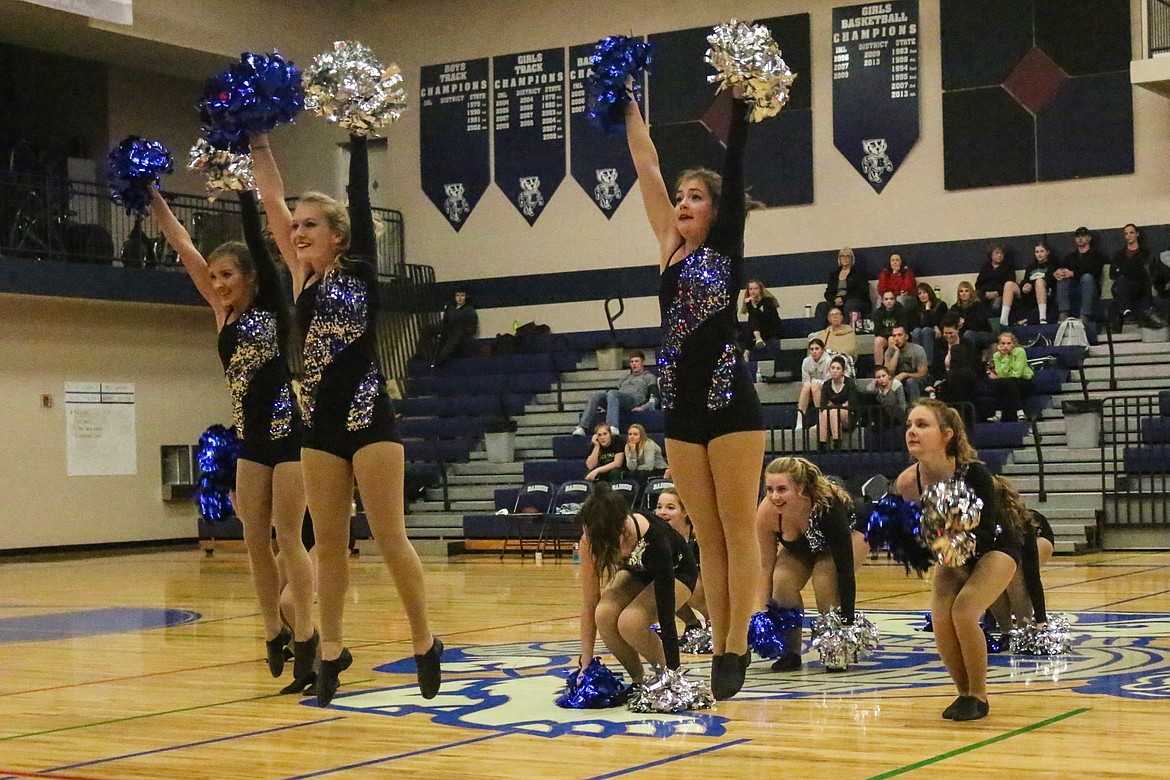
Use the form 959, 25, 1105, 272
871, 290, 909, 368
1055, 227, 1106, 323
883, 324, 929, 403
431, 290, 479, 367
925, 316, 984, 429
951, 280, 994, 349
1110, 223, 1156, 327
809, 307, 858, 361
975, 244, 1021, 331
796, 338, 831, 429
1017, 241, 1056, 325
739, 279, 783, 362
585, 423, 625, 482
861, 365, 907, 429
814, 247, 870, 327
624, 423, 669, 481
572, 353, 658, 436
909, 282, 948, 365
878, 252, 917, 306
819, 355, 857, 450
987, 331, 1033, 422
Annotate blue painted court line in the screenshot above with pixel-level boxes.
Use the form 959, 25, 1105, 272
43, 716, 344, 772
0, 608, 199, 643
281, 732, 509, 779
583, 738, 751, 779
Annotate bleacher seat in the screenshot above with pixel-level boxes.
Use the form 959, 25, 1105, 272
642, 477, 676, 510
500, 481, 554, 556
610, 479, 641, 509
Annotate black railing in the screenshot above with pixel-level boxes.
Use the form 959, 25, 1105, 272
1151, 0, 1170, 55
374, 263, 439, 384
1101, 393, 1168, 525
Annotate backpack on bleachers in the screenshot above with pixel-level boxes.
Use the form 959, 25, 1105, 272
1054, 318, 1089, 348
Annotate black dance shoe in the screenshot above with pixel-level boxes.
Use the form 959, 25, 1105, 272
950, 696, 989, 721
278, 632, 320, 694
941, 695, 969, 719
769, 652, 802, 672
712, 651, 751, 700
315, 648, 353, 707
415, 637, 444, 700
266, 627, 292, 678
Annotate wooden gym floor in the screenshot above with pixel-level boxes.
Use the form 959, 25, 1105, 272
1, 547, 1168, 779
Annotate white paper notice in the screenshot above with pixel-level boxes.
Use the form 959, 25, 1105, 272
65, 381, 137, 476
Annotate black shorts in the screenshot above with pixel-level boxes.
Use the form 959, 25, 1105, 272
239, 432, 301, 469
302, 392, 400, 461
664, 393, 764, 445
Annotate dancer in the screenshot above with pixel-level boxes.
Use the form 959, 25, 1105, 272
896, 399, 1023, 720
624, 83, 764, 699
150, 188, 316, 687
655, 488, 708, 638
987, 476, 1054, 637
577, 484, 697, 685
251, 132, 441, 705
755, 457, 867, 671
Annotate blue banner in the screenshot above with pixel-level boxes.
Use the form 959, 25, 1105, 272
568, 42, 641, 219
832, 1, 920, 193
493, 48, 566, 226
420, 58, 490, 231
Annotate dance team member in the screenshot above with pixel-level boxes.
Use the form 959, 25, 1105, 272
755, 457, 867, 671
655, 488, 709, 637
576, 484, 698, 686
251, 132, 441, 705
987, 476, 1055, 639
624, 81, 764, 700
896, 399, 1022, 720
150, 188, 316, 688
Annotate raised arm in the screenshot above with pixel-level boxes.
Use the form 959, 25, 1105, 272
624, 93, 678, 263
346, 134, 377, 262
705, 96, 747, 258
149, 189, 219, 313
248, 135, 298, 271
755, 498, 778, 608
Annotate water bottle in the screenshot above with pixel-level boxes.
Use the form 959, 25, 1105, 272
934, 286, 942, 298
804, 303, 812, 318
572, 543, 580, 564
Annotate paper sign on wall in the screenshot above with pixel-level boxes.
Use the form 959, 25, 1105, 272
65, 382, 137, 476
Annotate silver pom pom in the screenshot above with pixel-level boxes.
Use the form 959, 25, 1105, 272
187, 139, 255, 200
704, 19, 796, 122
303, 41, 407, 136
918, 479, 983, 567
681, 624, 713, 654
1009, 614, 1072, 655
627, 667, 715, 713
810, 609, 879, 672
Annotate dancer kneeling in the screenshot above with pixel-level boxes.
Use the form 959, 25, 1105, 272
655, 488, 710, 651
754, 457, 868, 671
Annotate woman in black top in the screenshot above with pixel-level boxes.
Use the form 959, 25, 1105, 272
952, 281, 994, 349
975, 244, 1021, 329
1017, 241, 1057, 324
896, 399, 1023, 721
987, 477, 1054, 642
252, 133, 441, 706
910, 283, 948, 366
870, 290, 908, 369
624, 82, 763, 700
150, 188, 316, 688
739, 278, 782, 362
755, 457, 868, 672
577, 484, 698, 686
815, 247, 870, 327
1110, 223, 1156, 322
585, 423, 626, 482
432, 290, 478, 367
818, 356, 858, 450
925, 315, 984, 431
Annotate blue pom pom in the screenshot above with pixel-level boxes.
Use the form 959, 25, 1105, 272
587, 35, 652, 133
748, 601, 803, 660
555, 657, 629, 709
200, 51, 304, 153
107, 136, 173, 216
195, 424, 240, 522
866, 494, 933, 576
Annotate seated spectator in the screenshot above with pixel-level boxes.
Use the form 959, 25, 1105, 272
882, 324, 929, 403
1110, 223, 1157, 327
987, 331, 1033, 422
871, 290, 909, 368
739, 278, 783, 362
878, 252, 917, 306
814, 247, 870, 327
796, 338, 831, 429
1056, 227, 1106, 323
925, 315, 984, 429
424, 289, 479, 367
624, 423, 669, 481
975, 244, 1021, 331
860, 365, 907, 429
809, 307, 858, 361
1017, 241, 1056, 325
585, 424, 625, 482
818, 356, 857, 450
909, 282, 947, 365
951, 280, 995, 349
572, 353, 657, 437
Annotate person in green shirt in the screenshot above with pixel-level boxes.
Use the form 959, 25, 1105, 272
987, 332, 1034, 422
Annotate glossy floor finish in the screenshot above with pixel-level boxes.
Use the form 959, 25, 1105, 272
1, 548, 1168, 779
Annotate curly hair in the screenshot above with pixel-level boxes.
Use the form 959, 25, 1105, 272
764, 456, 853, 516
579, 483, 632, 582
912, 399, 980, 464
992, 474, 1032, 538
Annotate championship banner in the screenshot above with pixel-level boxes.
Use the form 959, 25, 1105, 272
568, 42, 641, 219
832, 1, 919, 193
492, 48, 566, 226
420, 58, 490, 231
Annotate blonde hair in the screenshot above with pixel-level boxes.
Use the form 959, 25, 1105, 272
764, 456, 852, 516
992, 474, 1030, 538
741, 278, 778, 314
296, 191, 351, 259
625, 423, 648, 457
838, 247, 855, 266
998, 331, 1019, 348
956, 280, 975, 300
912, 399, 980, 464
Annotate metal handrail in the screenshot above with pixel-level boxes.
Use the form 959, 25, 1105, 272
1029, 416, 1046, 502
604, 296, 625, 342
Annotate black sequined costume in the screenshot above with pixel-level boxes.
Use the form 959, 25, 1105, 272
657, 105, 763, 444
915, 461, 1023, 564
621, 513, 699, 669
295, 137, 398, 460
217, 191, 301, 468
774, 495, 857, 622
1019, 510, 1053, 623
